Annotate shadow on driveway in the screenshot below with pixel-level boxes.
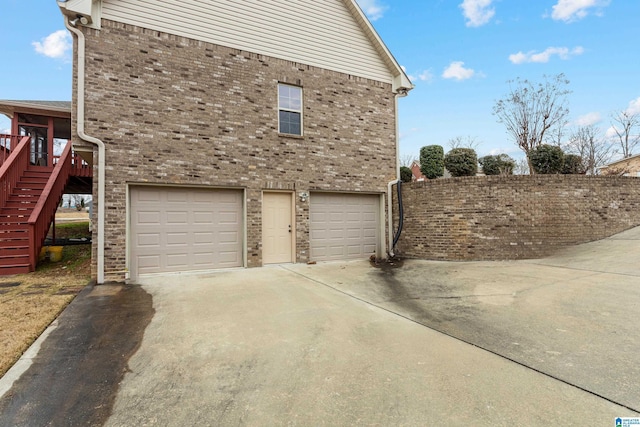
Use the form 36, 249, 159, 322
288, 226, 640, 412
0, 284, 154, 427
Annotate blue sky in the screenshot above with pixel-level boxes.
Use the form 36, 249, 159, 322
1, 0, 639, 162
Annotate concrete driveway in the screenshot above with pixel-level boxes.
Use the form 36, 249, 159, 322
0, 228, 638, 426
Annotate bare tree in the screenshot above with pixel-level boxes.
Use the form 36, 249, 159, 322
610, 110, 640, 158
545, 117, 569, 147
565, 125, 613, 175
513, 157, 530, 175
493, 74, 571, 173
447, 135, 480, 151
399, 154, 417, 168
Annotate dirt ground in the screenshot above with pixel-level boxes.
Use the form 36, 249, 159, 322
0, 223, 91, 377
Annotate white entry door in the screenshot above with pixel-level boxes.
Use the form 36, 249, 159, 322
262, 192, 293, 264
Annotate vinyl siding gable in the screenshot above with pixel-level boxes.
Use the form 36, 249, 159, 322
101, 0, 395, 84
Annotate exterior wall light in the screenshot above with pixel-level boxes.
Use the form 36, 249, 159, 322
299, 192, 308, 202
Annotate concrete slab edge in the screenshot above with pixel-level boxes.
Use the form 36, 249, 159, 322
0, 319, 60, 399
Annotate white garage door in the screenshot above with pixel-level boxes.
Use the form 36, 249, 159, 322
130, 187, 243, 278
310, 193, 379, 262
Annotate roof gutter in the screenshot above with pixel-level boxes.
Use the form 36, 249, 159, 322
64, 17, 106, 284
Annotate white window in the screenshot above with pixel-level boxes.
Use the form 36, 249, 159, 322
278, 84, 302, 136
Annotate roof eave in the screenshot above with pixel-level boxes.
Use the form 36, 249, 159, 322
344, 0, 414, 94
0, 100, 72, 120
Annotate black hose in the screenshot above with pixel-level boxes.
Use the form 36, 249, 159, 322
392, 179, 404, 249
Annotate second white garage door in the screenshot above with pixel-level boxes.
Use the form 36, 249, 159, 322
130, 186, 243, 279
310, 193, 379, 262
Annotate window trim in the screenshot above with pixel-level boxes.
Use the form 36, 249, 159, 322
277, 83, 303, 136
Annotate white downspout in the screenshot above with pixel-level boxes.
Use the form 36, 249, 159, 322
65, 18, 106, 284
387, 91, 404, 257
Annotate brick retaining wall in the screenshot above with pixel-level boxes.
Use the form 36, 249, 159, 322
394, 175, 640, 260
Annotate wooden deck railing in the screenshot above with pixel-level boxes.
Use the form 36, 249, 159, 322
0, 134, 23, 166
53, 150, 92, 177
28, 142, 73, 270
0, 135, 31, 210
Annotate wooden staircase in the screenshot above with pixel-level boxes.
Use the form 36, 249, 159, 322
0, 135, 92, 276
0, 167, 52, 274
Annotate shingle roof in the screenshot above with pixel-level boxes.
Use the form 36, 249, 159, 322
0, 100, 71, 112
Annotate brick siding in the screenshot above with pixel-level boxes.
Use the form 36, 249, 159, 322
394, 175, 640, 261
75, 20, 397, 281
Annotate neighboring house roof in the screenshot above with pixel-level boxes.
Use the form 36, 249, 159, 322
60, 0, 413, 93
410, 161, 425, 181
0, 100, 71, 119
599, 153, 640, 170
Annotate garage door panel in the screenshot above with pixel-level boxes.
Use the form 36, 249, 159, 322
166, 211, 189, 225
138, 255, 161, 269
136, 211, 161, 225
166, 233, 188, 246
137, 190, 161, 202
219, 211, 240, 224
131, 187, 243, 278
136, 233, 161, 247
363, 228, 376, 238
166, 192, 189, 203
218, 230, 240, 244
310, 193, 379, 262
166, 253, 189, 268
193, 211, 215, 224
194, 232, 214, 245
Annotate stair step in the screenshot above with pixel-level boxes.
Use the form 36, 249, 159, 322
0, 240, 29, 248
6, 196, 39, 203
0, 247, 30, 256
0, 264, 31, 275
0, 254, 30, 265
0, 230, 29, 239
12, 189, 42, 196
4, 201, 38, 207
0, 223, 29, 231
15, 183, 47, 190
0, 207, 34, 214
23, 169, 52, 175
20, 175, 49, 182
0, 214, 30, 222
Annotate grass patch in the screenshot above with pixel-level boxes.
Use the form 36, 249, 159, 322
0, 244, 91, 377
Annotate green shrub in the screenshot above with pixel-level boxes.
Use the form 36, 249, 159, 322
420, 145, 444, 179
444, 148, 478, 177
529, 144, 564, 174
562, 154, 585, 174
478, 154, 515, 175
400, 166, 413, 183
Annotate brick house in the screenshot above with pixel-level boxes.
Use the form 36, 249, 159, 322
58, 0, 412, 283
410, 161, 426, 181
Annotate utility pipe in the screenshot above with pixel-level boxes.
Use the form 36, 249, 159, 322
387, 90, 407, 257
64, 17, 106, 284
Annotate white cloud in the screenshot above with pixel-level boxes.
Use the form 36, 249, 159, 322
401, 66, 434, 83
356, 0, 387, 21
417, 69, 434, 82
605, 126, 618, 139
575, 112, 602, 126
32, 30, 71, 59
626, 96, 640, 115
442, 61, 475, 81
550, 0, 610, 22
459, 0, 495, 27
509, 46, 584, 64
